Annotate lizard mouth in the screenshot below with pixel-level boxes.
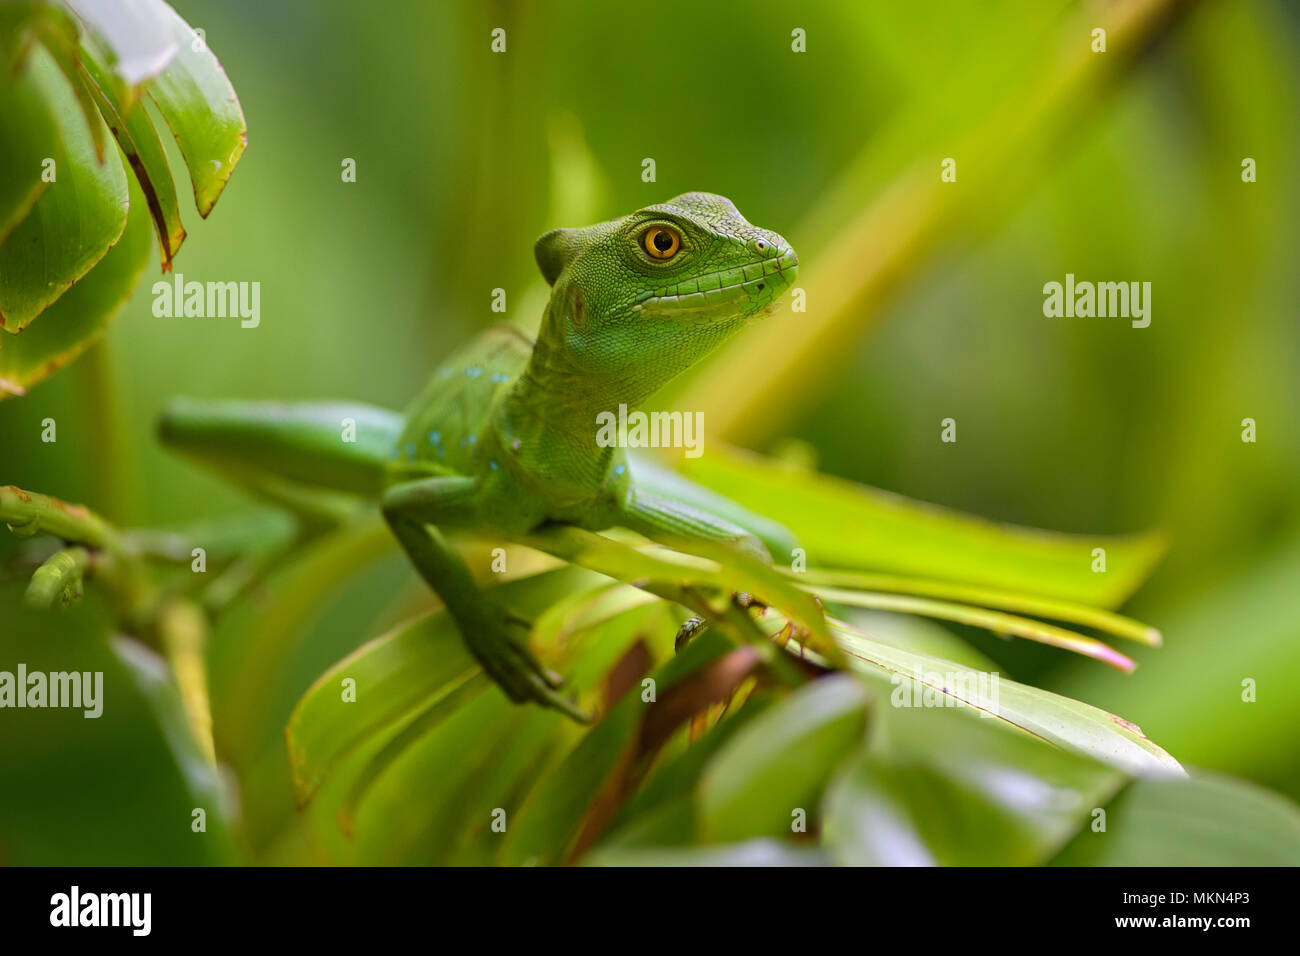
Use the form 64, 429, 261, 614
630, 247, 798, 320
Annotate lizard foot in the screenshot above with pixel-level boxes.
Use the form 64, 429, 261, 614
468, 611, 592, 723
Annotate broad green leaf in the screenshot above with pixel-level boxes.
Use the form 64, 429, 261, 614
79, 33, 186, 267
143, 0, 246, 217
0, 10, 60, 244
0, 163, 151, 396
434, 709, 566, 865
824, 755, 1040, 866
336, 669, 492, 834
1051, 772, 1300, 866
337, 686, 515, 858
285, 607, 478, 807
833, 619, 1185, 778
0, 45, 127, 331
677, 446, 1165, 607
347, 598, 668, 863
822, 705, 1123, 866
291, 688, 522, 865
0, 86, 53, 248
340, 693, 561, 865
27, 3, 106, 165
284, 565, 600, 807
697, 673, 869, 843
0, 1, 40, 73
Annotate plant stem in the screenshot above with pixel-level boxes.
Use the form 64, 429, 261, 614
157, 598, 217, 767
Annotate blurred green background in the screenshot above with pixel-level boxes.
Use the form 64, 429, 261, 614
1, 0, 1297, 863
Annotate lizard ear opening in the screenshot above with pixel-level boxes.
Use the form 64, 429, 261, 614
534, 228, 581, 285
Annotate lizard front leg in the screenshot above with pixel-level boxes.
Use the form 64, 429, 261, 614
382, 476, 588, 721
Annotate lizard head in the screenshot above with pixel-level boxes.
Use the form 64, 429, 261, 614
533, 192, 798, 393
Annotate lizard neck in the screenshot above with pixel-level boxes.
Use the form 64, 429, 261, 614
496, 326, 630, 494
495, 293, 747, 493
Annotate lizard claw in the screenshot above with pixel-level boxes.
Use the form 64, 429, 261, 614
468, 615, 593, 723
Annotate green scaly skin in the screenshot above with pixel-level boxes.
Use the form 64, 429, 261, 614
159, 193, 800, 719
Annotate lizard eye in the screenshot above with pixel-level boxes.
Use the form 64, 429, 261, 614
641, 226, 681, 261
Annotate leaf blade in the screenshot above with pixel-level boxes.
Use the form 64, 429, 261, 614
0, 45, 128, 331
141, 0, 246, 217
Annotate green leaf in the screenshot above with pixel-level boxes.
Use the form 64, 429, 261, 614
341, 693, 556, 865
28, 4, 107, 165
1051, 772, 1300, 866
805, 569, 1162, 647
832, 618, 1185, 777
142, 0, 246, 217
79, 33, 186, 267
0, 44, 127, 331
0, 162, 151, 396
284, 565, 600, 807
698, 674, 869, 843
341, 595, 671, 864
840, 609, 1004, 673
0, 48, 56, 253
0, 1, 40, 73
334, 668, 491, 833
678, 446, 1166, 607
285, 609, 479, 808
825, 755, 1037, 866
0, 3, 93, 248
819, 586, 1138, 671
822, 705, 1123, 865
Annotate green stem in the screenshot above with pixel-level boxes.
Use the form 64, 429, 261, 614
25, 546, 90, 608
77, 339, 136, 523
157, 598, 217, 767
2, 483, 116, 549
2, 483, 150, 630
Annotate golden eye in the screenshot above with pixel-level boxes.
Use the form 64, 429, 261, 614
641, 226, 681, 260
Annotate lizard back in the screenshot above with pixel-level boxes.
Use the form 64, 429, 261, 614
394, 324, 533, 478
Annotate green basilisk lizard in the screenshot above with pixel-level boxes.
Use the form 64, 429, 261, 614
158, 193, 802, 720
